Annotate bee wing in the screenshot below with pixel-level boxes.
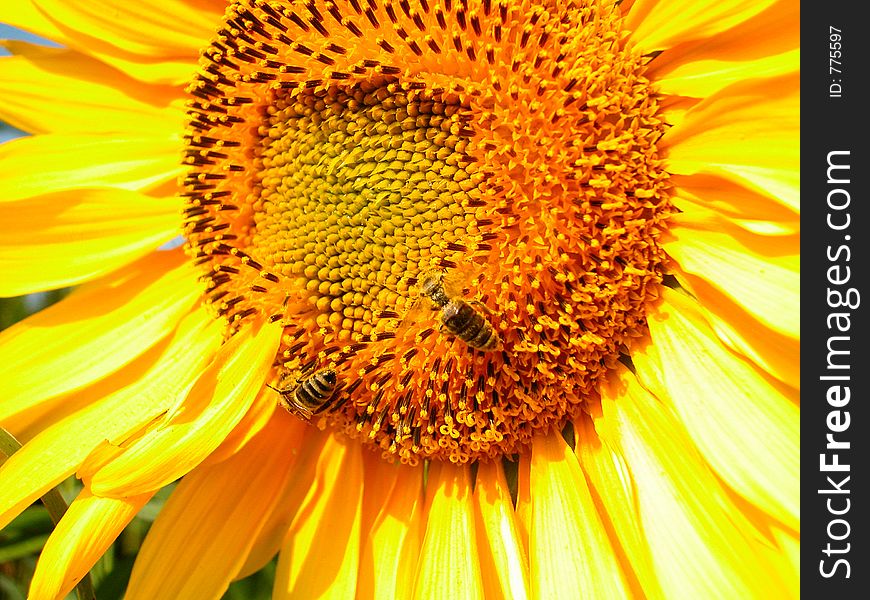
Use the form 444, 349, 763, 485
285, 403, 315, 423
442, 263, 482, 298
397, 294, 428, 325
388, 293, 443, 345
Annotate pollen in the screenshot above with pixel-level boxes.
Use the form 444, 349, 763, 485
182, 0, 673, 464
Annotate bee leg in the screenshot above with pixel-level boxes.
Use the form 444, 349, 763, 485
330, 394, 349, 412
298, 359, 318, 376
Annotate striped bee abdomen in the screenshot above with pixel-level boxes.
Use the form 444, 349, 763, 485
275, 368, 341, 422
441, 300, 501, 351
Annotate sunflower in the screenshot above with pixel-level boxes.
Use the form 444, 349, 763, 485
0, 0, 799, 598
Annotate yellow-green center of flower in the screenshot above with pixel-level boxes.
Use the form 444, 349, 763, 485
182, 0, 673, 464
253, 82, 481, 339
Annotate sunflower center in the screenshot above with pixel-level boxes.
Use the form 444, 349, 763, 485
252, 81, 481, 340
182, 0, 673, 464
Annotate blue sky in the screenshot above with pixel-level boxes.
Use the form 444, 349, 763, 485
0, 22, 56, 52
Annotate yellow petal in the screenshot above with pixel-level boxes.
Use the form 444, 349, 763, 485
573, 415, 665, 600
655, 48, 799, 99
4, 337, 172, 441
529, 430, 631, 600
626, 0, 778, 53
85, 321, 283, 497
0, 41, 181, 134
413, 464, 484, 600
33, 0, 212, 55
514, 456, 531, 556
596, 367, 792, 598
671, 175, 799, 237
0, 2, 67, 46
0, 308, 220, 530
667, 178, 801, 385
360, 454, 403, 530
203, 384, 278, 466
235, 429, 328, 580
28, 0, 221, 84
771, 527, 800, 598
0, 251, 198, 424
0, 189, 182, 296
0, 132, 182, 201
29, 489, 153, 600
125, 411, 304, 600
358, 464, 424, 600
647, 0, 798, 75
473, 460, 530, 600
631, 288, 799, 531
274, 435, 364, 599
647, 0, 800, 89
668, 260, 800, 387
665, 210, 799, 340
663, 73, 800, 213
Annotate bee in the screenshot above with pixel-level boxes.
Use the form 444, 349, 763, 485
418, 270, 501, 351
269, 368, 340, 422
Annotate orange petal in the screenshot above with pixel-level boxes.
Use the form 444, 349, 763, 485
473, 460, 530, 600
529, 430, 631, 600
29, 488, 153, 600
631, 288, 799, 531
0, 189, 182, 296
85, 321, 283, 497
0, 308, 220, 530
274, 435, 364, 599
0, 132, 182, 201
358, 464, 425, 600
358, 453, 401, 539
597, 366, 793, 598
125, 411, 304, 600
514, 455, 531, 555
0, 251, 198, 424
0, 41, 181, 134
234, 428, 328, 580
413, 464, 485, 600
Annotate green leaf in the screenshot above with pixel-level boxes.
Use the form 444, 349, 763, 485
0, 533, 50, 562
94, 554, 137, 600
0, 506, 53, 543
0, 573, 27, 600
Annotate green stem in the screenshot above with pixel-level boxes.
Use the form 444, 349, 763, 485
0, 427, 97, 600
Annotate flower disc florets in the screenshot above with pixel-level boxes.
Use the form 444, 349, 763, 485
182, 0, 673, 464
